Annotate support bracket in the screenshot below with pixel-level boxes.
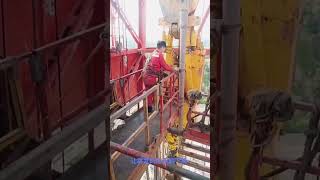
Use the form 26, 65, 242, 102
212, 19, 242, 34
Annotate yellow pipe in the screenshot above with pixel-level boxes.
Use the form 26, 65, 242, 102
164, 28, 205, 157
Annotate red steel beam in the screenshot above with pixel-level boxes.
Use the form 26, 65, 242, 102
160, 88, 164, 134
110, 47, 155, 56
163, 91, 179, 111
111, 0, 143, 48
111, 7, 116, 47
51, 88, 110, 130
0, 22, 107, 69
49, 1, 96, 88
183, 129, 210, 146
110, 49, 140, 57
198, 6, 210, 34
110, 69, 143, 83
139, 0, 146, 48
110, 142, 209, 180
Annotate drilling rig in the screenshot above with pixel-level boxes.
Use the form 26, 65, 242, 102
158, 0, 207, 158
156, 0, 302, 179
0, 0, 318, 180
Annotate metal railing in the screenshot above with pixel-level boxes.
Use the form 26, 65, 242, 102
110, 72, 200, 180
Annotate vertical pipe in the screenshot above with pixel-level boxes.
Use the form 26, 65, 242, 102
169, 77, 173, 116
155, 85, 160, 111
139, 0, 146, 48
104, 0, 111, 179
144, 98, 150, 145
110, 161, 117, 180
218, 0, 240, 179
178, 0, 189, 129
146, 166, 150, 180
211, 0, 222, 178
154, 163, 158, 180
53, 0, 65, 173
0, 0, 6, 58
198, 6, 210, 35
160, 92, 164, 134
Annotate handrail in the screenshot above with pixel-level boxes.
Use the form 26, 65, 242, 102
110, 72, 178, 169
110, 69, 143, 84
0, 22, 108, 69
110, 72, 177, 121
110, 84, 159, 121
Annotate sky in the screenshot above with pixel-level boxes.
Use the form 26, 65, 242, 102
111, 0, 210, 48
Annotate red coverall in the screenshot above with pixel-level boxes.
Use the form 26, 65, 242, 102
144, 50, 173, 107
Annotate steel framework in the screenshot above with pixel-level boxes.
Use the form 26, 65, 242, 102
109, 0, 212, 179
0, 0, 109, 179
4, 1, 317, 180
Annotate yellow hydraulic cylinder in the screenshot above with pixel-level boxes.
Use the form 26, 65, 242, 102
163, 28, 205, 157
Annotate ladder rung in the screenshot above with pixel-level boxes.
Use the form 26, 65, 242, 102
179, 149, 210, 163
182, 142, 210, 154
184, 160, 210, 173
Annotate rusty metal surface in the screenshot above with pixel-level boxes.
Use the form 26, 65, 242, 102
0, 0, 106, 140
0, 0, 143, 149
110, 52, 144, 106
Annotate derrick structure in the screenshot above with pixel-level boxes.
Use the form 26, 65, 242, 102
109, 0, 211, 179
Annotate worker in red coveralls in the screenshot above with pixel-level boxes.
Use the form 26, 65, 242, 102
143, 41, 177, 113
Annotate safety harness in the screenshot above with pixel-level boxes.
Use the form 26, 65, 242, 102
143, 50, 165, 81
